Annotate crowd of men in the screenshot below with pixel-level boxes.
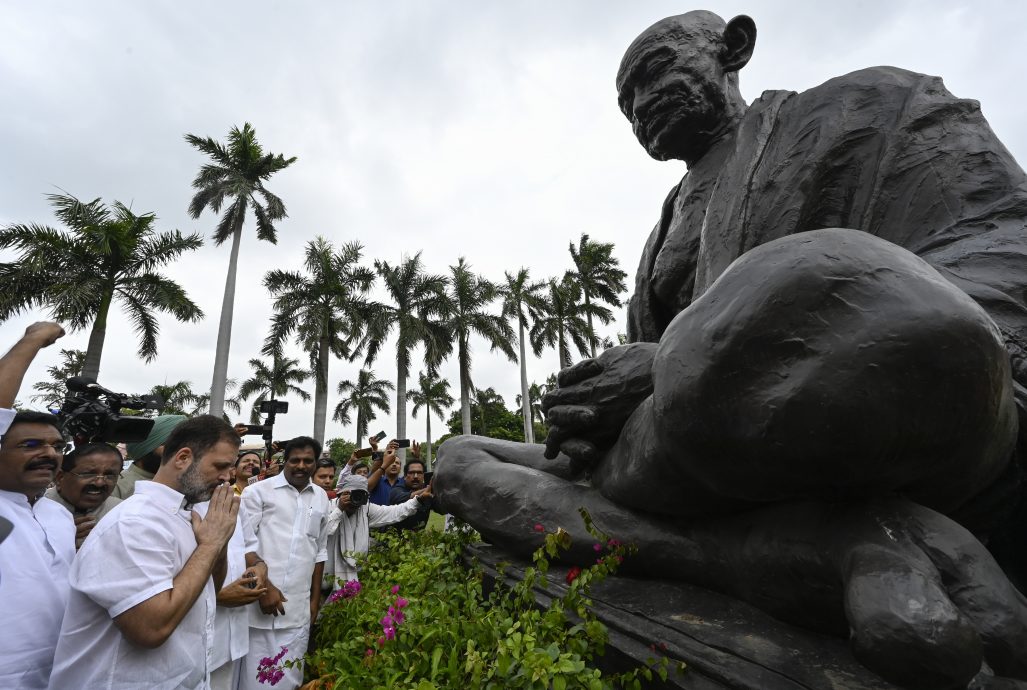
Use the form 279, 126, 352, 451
0, 323, 439, 689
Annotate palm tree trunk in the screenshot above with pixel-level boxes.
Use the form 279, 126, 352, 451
425, 413, 433, 470
558, 329, 569, 373
585, 293, 597, 359
209, 225, 243, 417
396, 352, 408, 460
517, 319, 533, 443
313, 335, 330, 445
355, 409, 363, 447
82, 289, 114, 381
459, 338, 472, 435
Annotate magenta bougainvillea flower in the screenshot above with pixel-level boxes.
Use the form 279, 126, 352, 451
256, 646, 288, 685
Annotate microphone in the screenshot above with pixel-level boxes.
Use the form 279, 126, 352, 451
65, 377, 113, 395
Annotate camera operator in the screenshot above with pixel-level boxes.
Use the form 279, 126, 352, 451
112, 414, 187, 499
44, 442, 123, 548
325, 473, 432, 586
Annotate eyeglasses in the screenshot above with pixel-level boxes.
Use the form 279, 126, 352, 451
67, 471, 120, 483
8, 439, 71, 454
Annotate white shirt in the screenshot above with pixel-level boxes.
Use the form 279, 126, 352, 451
0, 407, 15, 435
48, 481, 217, 690
195, 500, 258, 668
325, 500, 419, 584
241, 473, 330, 630
0, 491, 74, 689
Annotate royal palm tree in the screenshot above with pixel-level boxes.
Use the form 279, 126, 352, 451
515, 381, 547, 427
568, 233, 627, 358
191, 380, 243, 422
334, 369, 393, 447
501, 268, 546, 442
438, 258, 516, 435
472, 386, 506, 435
150, 380, 201, 416
264, 238, 379, 444
406, 371, 454, 468
530, 275, 611, 374
185, 123, 297, 417
363, 253, 449, 450
238, 355, 311, 423
31, 349, 87, 409
0, 193, 204, 380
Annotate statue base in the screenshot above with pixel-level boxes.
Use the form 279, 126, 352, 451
468, 542, 898, 690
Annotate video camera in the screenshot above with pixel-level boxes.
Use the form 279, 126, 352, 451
59, 376, 162, 443
240, 399, 289, 458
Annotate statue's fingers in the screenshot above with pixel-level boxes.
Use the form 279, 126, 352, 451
558, 439, 597, 465
544, 425, 566, 460
545, 406, 597, 430
842, 542, 982, 690
541, 386, 590, 411
557, 358, 602, 387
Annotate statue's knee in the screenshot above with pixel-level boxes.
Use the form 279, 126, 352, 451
652, 229, 1015, 507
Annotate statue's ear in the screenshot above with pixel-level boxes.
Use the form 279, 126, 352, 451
721, 15, 756, 72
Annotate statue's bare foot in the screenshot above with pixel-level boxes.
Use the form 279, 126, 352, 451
824, 500, 1027, 689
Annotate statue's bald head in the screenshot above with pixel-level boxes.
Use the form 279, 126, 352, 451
616, 11, 756, 164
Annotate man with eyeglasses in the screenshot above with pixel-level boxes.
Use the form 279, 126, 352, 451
44, 442, 123, 548
0, 410, 75, 689
386, 459, 436, 532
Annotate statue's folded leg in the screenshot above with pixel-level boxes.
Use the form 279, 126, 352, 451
435, 435, 1027, 689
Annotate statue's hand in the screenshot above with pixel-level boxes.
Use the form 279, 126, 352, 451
542, 343, 657, 468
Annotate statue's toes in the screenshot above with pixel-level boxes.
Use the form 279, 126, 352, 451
916, 523, 1027, 681
842, 543, 983, 690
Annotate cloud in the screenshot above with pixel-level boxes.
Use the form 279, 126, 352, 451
3, 0, 1025, 443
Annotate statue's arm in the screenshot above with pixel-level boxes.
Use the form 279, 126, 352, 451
541, 342, 658, 472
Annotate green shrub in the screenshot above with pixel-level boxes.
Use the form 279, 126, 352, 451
299, 510, 675, 690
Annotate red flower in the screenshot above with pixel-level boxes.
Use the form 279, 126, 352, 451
565, 566, 582, 584
533, 523, 544, 532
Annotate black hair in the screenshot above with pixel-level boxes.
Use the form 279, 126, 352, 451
404, 459, 426, 474
315, 458, 336, 471
283, 436, 322, 461
236, 450, 262, 467
352, 462, 369, 474
1, 410, 62, 446
62, 442, 121, 472
161, 415, 241, 465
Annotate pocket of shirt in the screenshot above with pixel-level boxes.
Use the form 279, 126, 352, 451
307, 508, 324, 539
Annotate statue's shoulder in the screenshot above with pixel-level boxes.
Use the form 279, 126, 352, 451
793, 66, 960, 112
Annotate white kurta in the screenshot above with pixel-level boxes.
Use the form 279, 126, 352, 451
48, 481, 217, 690
0, 491, 74, 689
194, 500, 259, 671
325, 499, 419, 584
0, 407, 15, 435
239, 474, 329, 690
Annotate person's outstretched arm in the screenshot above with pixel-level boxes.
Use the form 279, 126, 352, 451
0, 322, 65, 410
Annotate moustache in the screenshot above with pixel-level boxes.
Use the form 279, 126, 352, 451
26, 459, 58, 472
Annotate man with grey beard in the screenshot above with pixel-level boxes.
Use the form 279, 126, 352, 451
49, 415, 242, 689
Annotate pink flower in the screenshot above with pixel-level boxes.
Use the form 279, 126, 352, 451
394, 610, 405, 625
607, 539, 621, 548
533, 523, 544, 532
395, 597, 409, 609
377, 637, 386, 647
593, 543, 602, 552
384, 626, 396, 640
365, 648, 374, 657
391, 584, 400, 595
381, 615, 394, 629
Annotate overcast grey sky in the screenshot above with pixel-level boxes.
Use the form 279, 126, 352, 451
3, 0, 1026, 444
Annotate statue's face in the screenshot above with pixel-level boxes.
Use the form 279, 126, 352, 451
616, 22, 729, 162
